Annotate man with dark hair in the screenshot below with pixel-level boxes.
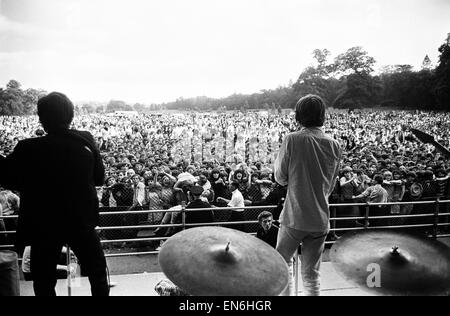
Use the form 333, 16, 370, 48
256, 211, 278, 248
217, 181, 246, 232
185, 185, 214, 226
275, 94, 341, 296
352, 174, 389, 226
0, 92, 109, 296
352, 174, 388, 203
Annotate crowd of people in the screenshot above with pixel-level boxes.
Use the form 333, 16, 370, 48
1, 109, 450, 245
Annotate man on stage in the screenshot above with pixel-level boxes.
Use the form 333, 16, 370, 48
275, 94, 341, 296
0, 92, 109, 296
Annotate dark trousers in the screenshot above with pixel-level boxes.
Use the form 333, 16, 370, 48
0, 220, 6, 245
229, 211, 246, 232
369, 205, 388, 227
30, 226, 109, 296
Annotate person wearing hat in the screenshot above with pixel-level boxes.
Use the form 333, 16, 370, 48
0, 92, 109, 296
185, 185, 214, 226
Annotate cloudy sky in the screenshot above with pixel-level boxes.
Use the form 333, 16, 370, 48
0, 0, 449, 104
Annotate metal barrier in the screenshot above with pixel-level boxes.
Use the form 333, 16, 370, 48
1, 200, 449, 296
1, 200, 450, 251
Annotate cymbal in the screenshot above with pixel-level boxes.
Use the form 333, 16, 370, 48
158, 226, 289, 296
330, 229, 450, 296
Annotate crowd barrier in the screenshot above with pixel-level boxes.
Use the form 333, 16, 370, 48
1, 200, 449, 253
1, 200, 449, 296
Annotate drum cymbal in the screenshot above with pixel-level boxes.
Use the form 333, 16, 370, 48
330, 229, 450, 296
158, 226, 289, 296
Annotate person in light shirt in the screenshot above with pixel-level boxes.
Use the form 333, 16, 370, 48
274, 95, 341, 296
217, 182, 245, 232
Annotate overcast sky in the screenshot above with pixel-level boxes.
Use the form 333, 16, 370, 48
0, 0, 449, 104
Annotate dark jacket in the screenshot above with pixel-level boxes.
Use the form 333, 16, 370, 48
185, 199, 214, 225
256, 225, 279, 248
0, 129, 104, 248
251, 185, 287, 220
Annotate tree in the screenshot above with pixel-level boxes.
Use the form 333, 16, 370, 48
380, 64, 413, 74
0, 80, 25, 115
6, 80, 21, 90
96, 106, 105, 113
336, 73, 382, 109
22, 88, 46, 115
334, 46, 376, 75
422, 55, 433, 71
133, 103, 146, 112
292, 49, 346, 108
82, 103, 95, 114
434, 37, 450, 110
105, 100, 133, 112
312, 48, 333, 77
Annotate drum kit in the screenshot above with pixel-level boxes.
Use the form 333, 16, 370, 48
330, 229, 450, 296
159, 226, 450, 296
158, 226, 289, 296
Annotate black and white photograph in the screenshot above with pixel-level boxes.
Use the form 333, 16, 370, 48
0, 0, 449, 300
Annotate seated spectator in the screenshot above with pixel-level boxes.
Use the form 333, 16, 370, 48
256, 211, 278, 248
185, 186, 214, 226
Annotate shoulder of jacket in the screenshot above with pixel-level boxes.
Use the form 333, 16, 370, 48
17, 137, 41, 148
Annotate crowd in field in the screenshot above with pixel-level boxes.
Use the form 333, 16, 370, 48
1, 109, 450, 244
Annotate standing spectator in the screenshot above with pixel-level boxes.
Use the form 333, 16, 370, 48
231, 169, 250, 197
158, 175, 177, 209
100, 176, 118, 207
217, 182, 246, 232
0, 190, 20, 244
274, 95, 341, 296
146, 183, 165, 224
210, 169, 227, 204
246, 173, 263, 202
0, 202, 6, 245
352, 174, 389, 226
387, 170, 406, 225
131, 174, 146, 208
338, 166, 360, 229
131, 174, 147, 224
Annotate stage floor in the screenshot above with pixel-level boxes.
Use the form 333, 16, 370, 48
19, 262, 373, 296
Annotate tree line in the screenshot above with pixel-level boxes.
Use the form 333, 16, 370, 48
1, 34, 449, 115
